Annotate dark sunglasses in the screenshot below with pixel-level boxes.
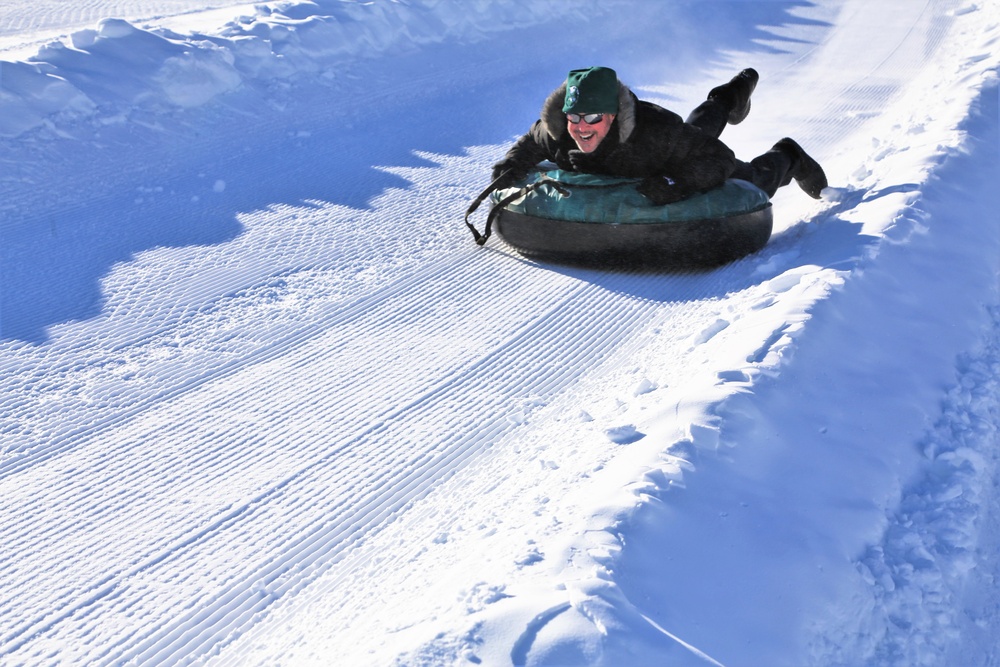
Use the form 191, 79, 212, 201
566, 113, 605, 125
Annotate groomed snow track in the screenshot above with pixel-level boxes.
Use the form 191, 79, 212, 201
1, 1, 998, 665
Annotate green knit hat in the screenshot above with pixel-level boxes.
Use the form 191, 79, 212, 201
562, 67, 619, 114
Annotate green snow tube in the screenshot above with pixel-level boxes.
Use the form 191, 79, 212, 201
482, 170, 773, 269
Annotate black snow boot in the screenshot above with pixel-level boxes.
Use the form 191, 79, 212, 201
775, 138, 828, 198
708, 68, 759, 125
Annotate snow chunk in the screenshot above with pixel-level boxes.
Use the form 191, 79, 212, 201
688, 422, 720, 450
70, 29, 99, 49
156, 42, 241, 108
97, 18, 139, 39
0, 60, 94, 137
632, 378, 658, 396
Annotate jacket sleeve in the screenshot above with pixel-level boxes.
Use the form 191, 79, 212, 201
661, 124, 737, 195
490, 120, 553, 184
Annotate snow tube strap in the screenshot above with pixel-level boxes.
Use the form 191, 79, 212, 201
465, 173, 567, 246
464, 175, 507, 245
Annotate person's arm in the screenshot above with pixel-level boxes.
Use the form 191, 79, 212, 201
491, 120, 552, 185
638, 124, 737, 205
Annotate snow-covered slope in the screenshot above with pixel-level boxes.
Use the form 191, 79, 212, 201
1, 1, 998, 666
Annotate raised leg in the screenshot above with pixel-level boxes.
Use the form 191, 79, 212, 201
686, 68, 759, 138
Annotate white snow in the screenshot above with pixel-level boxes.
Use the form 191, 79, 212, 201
1, 1, 998, 666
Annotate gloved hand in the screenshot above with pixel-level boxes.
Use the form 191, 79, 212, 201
636, 176, 690, 206
491, 164, 530, 190
567, 150, 598, 172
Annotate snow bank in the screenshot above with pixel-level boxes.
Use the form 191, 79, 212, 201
0, 0, 594, 138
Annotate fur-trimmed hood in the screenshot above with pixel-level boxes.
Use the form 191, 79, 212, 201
539, 80, 637, 143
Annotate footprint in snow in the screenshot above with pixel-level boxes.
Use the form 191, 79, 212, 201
605, 425, 645, 445
515, 548, 544, 568
717, 369, 751, 383
693, 318, 730, 345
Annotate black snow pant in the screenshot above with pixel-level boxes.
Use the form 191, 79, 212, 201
685, 97, 794, 198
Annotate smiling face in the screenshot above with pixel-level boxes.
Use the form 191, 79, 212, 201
567, 113, 616, 153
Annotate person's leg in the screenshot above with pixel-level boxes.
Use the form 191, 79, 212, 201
737, 138, 827, 198
686, 68, 759, 138
686, 98, 730, 139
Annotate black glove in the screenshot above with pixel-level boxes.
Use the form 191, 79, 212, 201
491, 164, 530, 190
567, 149, 598, 172
636, 176, 690, 206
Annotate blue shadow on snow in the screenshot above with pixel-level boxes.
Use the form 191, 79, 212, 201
0, 1, 825, 343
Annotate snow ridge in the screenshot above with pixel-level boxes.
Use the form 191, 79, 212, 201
861, 308, 1000, 666
809, 78, 1000, 667
0, 0, 601, 138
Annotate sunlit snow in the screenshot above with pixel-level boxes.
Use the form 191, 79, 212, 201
1, 1, 998, 666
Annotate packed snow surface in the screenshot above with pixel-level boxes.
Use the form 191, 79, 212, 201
1, 1, 999, 666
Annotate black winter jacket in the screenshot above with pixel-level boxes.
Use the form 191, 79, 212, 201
492, 81, 737, 204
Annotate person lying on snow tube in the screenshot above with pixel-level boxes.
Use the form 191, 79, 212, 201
490, 66, 827, 206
